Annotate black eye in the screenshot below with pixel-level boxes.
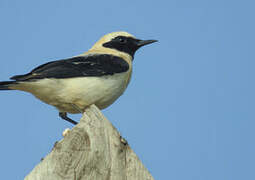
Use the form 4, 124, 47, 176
117, 37, 127, 43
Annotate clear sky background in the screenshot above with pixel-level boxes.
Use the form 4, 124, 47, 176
0, 0, 254, 179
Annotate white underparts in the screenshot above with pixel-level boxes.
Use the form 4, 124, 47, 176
12, 72, 131, 113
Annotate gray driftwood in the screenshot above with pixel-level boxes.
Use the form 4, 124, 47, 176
25, 104, 154, 180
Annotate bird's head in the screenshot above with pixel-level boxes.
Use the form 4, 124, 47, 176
89, 31, 157, 58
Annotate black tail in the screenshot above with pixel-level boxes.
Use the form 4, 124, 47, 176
0, 81, 17, 90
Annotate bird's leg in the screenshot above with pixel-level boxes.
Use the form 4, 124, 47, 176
59, 112, 78, 125
70, 103, 84, 113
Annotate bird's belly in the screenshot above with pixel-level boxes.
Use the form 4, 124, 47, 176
21, 73, 130, 113
60, 74, 130, 112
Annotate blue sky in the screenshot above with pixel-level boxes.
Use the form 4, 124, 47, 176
0, 0, 255, 179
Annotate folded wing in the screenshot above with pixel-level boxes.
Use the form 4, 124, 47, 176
11, 54, 130, 81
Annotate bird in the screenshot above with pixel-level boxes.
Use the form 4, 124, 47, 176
0, 31, 157, 125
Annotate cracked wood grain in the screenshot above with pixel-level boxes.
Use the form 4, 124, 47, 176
25, 104, 154, 180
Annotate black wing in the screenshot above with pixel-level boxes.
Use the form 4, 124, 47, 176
11, 54, 129, 81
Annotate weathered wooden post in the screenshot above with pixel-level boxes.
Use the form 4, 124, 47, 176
25, 104, 154, 180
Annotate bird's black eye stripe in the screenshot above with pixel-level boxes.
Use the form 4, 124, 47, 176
115, 36, 127, 43
102, 36, 139, 57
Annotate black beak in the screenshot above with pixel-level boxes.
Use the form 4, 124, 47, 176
137, 39, 158, 47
